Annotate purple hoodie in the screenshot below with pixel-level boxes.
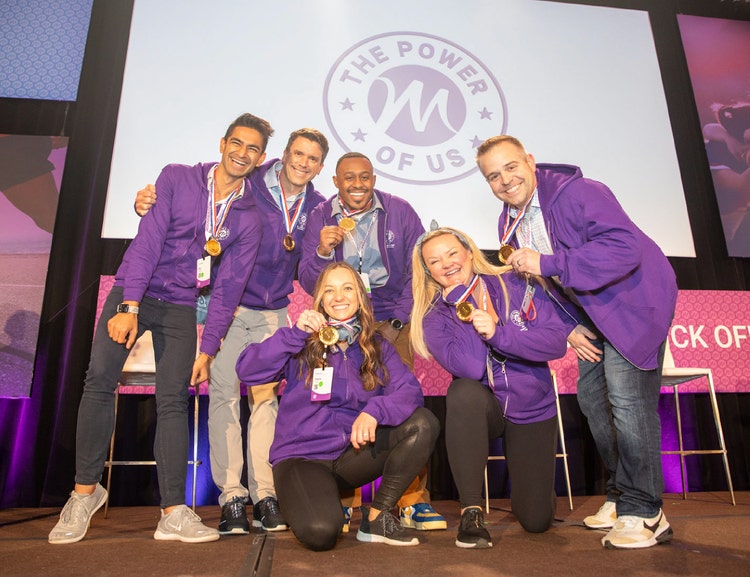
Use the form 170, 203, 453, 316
423, 273, 568, 424
498, 164, 677, 369
244, 159, 326, 310
298, 190, 424, 324
235, 325, 424, 464
114, 162, 261, 356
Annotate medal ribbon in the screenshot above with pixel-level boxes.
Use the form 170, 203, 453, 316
338, 195, 373, 218
500, 192, 535, 246
279, 177, 305, 236
327, 315, 362, 345
206, 167, 241, 240
442, 274, 480, 306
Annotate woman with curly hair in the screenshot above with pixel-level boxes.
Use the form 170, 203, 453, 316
236, 262, 439, 551
410, 226, 571, 550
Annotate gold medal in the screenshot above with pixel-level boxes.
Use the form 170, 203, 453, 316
456, 301, 474, 322
283, 234, 295, 252
205, 237, 222, 257
319, 325, 339, 346
498, 244, 514, 264
339, 217, 356, 233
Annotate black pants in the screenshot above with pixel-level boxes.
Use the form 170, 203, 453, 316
446, 378, 558, 533
273, 407, 439, 551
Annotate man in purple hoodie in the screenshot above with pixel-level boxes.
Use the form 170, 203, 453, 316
135, 128, 328, 535
476, 135, 678, 550
299, 152, 447, 532
48, 113, 270, 545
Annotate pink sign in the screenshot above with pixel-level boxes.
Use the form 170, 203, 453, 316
98, 280, 749, 396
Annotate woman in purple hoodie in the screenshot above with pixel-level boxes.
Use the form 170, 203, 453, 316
235, 262, 439, 551
410, 227, 570, 550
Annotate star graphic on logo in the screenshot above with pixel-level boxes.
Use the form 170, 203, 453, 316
471, 135, 485, 148
479, 107, 493, 120
351, 129, 367, 142
340, 98, 355, 111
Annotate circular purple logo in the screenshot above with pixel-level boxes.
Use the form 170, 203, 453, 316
324, 32, 507, 185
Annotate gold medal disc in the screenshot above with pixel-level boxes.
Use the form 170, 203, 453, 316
498, 244, 514, 264
456, 301, 474, 322
283, 234, 296, 252
205, 237, 222, 257
319, 325, 339, 346
339, 217, 356, 233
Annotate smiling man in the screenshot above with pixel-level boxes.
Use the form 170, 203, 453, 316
49, 113, 269, 544
476, 135, 678, 550
299, 152, 447, 533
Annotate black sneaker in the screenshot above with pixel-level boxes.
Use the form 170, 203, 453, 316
218, 496, 250, 535
456, 506, 492, 549
356, 507, 419, 546
252, 497, 288, 532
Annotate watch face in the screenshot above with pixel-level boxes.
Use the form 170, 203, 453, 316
390, 319, 403, 330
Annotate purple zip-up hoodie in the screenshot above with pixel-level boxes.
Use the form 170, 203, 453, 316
423, 273, 568, 424
235, 325, 424, 464
498, 163, 677, 370
243, 159, 326, 310
114, 162, 261, 356
298, 190, 424, 324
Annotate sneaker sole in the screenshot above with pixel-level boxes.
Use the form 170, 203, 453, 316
252, 520, 288, 532
602, 525, 673, 550
402, 519, 448, 531
356, 529, 419, 546
153, 530, 220, 543
218, 526, 250, 535
455, 538, 492, 549
48, 489, 109, 545
583, 518, 615, 530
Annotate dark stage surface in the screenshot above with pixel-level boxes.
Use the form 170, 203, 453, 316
1, 493, 747, 577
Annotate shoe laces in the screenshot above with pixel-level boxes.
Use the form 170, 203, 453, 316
170, 505, 203, 528
463, 507, 485, 529
225, 498, 246, 518
378, 511, 404, 535
60, 492, 92, 525
262, 498, 281, 516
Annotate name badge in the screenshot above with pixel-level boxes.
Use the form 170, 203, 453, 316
311, 366, 333, 401
197, 256, 211, 288
359, 272, 372, 295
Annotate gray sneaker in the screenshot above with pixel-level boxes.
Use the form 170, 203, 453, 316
153, 505, 220, 543
48, 484, 108, 544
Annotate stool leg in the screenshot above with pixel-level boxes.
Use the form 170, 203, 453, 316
484, 464, 490, 515
673, 386, 688, 499
104, 385, 120, 518
707, 373, 735, 506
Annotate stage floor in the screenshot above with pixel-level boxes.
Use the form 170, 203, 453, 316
1, 493, 747, 577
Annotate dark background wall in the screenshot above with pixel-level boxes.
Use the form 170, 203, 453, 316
1, 0, 749, 507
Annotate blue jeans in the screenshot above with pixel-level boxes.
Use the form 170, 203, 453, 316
75, 286, 196, 508
577, 338, 665, 518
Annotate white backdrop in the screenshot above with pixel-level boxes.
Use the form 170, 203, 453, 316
103, 0, 693, 257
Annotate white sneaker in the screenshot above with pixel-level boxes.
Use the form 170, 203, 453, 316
601, 509, 673, 549
48, 484, 108, 544
153, 505, 220, 543
583, 500, 617, 529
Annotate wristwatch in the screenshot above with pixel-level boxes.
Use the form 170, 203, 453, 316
116, 303, 140, 314
388, 318, 404, 330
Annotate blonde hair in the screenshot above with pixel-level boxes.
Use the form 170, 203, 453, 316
300, 262, 388, 391
410, 227, 512, 359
